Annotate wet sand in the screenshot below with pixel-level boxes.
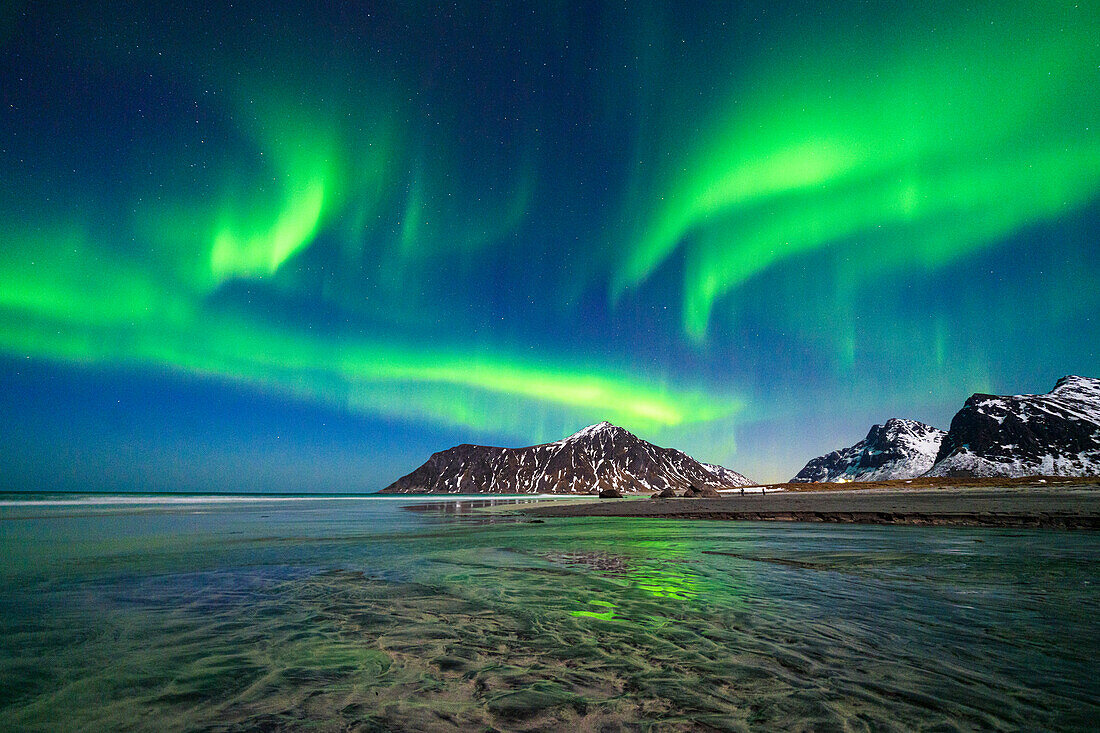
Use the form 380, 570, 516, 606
3, 497, 1099, 730
519, 485, 1100, 529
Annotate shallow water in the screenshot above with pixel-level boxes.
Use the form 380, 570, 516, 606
0, 495, 1097, 731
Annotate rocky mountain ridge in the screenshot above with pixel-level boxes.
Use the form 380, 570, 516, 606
790, 418, 946, 483
381, 422, 754, 494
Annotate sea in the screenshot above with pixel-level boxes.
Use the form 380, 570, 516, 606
0, 493, 1097, 731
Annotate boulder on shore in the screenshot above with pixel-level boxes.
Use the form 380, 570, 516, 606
598, 488, 624, 498
656, 487, 679, 498
683, 484, 721, 498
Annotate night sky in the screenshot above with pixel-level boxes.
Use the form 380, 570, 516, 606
1, 1, 1097, 491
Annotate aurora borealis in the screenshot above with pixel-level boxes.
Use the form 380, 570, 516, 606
1, 1, 1097, 490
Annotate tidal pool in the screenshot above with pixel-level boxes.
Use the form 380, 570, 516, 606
0, 495, 1097, 731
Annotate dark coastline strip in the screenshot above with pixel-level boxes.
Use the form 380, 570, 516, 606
575, 510, 1098, 530
518, 489, 1100, 529
525, 508, 1100, 529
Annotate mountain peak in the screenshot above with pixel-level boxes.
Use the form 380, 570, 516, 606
792, 418, 945, 483
881, 417, 926, 430
563, 421, 626, 441
1052, 375, 1100, 399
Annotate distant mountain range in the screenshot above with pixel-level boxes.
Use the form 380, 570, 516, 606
380, 421, 754, 494
793, 375, 1100, 482
382, 377, 1100, 494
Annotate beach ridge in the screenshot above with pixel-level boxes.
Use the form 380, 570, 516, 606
519, 485, 1100, 529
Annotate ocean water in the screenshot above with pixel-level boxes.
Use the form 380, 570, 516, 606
0, 494, 1097, 731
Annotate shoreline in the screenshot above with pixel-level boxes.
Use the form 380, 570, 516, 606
516, 485, 1100, 529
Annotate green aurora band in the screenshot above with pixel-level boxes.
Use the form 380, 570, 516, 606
613, 2, 1099, 340
0, 224, 734, 435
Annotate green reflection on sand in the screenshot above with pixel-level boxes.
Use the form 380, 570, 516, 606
571, 599, 617, 620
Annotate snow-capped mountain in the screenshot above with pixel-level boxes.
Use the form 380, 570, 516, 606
380, 421, 754, 494
790, 418, 946, 483
926, 375, 1100, 478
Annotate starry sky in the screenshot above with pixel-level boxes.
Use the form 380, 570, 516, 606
1, 0, 1097, 491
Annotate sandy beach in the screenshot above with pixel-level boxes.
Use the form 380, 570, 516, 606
519, 484, 1100, 529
